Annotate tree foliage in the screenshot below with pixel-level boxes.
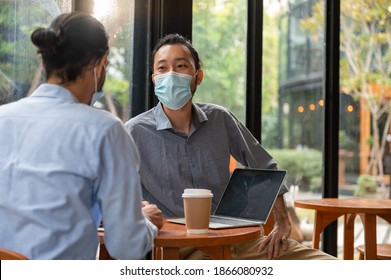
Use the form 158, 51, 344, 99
0, 1, 51, 104
301, 0, 391, 181
192, 0, 279, 127
192, 0, 247, 122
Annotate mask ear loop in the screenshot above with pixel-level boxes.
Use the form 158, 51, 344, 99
93, 66, 98, 94
192, 70, 199, 91
94, 57, 109, 93
191, 70, 198, 85
90, 56, 107, 105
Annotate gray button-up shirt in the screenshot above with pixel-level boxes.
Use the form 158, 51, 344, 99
125, 102, 288, 217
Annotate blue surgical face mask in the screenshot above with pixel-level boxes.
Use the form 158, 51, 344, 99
90, 90, 103, 106
154, 71, 193, 110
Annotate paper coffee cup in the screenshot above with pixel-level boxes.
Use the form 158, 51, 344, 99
182, 189, 213, 234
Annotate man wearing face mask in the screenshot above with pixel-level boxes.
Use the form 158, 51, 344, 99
0, 12, 162, 260
125, 34, 335, 260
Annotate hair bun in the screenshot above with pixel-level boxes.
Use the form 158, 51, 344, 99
30, 12, 109, 83
31, 27, 61, 56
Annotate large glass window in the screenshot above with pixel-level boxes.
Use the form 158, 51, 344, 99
0, 0, 71, 105
339, 0, 390, 199
0, 0, 133, 123
93, 0, 134, 122
339, 0, 391, 255
192, 0, 247, 123
262, 0, 327, 254
266, 0, 391, 258
262, 0, 325, 196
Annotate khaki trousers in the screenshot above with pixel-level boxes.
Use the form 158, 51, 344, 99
181, 236, 337, 260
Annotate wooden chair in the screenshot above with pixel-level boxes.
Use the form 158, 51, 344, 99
0, 248, 28, 260
98, 229, 115, 260
357, 244, 391, 260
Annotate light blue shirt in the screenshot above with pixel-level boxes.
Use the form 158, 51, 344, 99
0, 84, 157, 259
125, 103, 288, 217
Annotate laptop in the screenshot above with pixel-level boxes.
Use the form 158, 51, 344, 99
167, 168, 287, 229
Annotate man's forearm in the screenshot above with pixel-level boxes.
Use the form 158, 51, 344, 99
272, 195, 291, 227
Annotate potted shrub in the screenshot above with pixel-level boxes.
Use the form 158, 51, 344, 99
354, 174, 378, 197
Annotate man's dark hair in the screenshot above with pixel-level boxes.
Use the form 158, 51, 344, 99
151, 34, 202, 71
31, 12, 109, 83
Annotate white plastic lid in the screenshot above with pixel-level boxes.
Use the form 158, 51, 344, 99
182, 188, 213, 198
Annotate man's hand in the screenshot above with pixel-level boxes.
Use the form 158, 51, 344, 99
257, 196, 291, 259
142, 201, 164, 230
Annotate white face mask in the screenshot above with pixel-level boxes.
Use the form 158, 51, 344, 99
90, 61, 107, 106
154, 71, 196, 110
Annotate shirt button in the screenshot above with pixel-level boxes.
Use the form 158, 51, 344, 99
192, 163, 196, 168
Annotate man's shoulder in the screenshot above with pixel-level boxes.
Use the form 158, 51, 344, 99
124, 107, 156, 132
195, 103, 235, 122
0, 98, 119, 126
195, 102, 231, 115
54, 104, 125, 137
64, 103, 121, 128
0, 98, 25, 115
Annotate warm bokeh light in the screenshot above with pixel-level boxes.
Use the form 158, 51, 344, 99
347, 105, 354, 112
283, 103, 290, 115
309, 104, 316, 111
341, 86, 350, 94
318, 99, 324, 106
298, 106, 304, 113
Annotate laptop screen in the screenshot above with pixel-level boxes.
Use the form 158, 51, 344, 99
214, 169, 286, 221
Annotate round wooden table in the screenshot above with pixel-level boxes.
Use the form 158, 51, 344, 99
294, 198, 391, 259
153, 220, 263, 260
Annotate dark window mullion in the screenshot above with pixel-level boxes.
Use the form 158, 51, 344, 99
246, 0, 263, 141
130, 0, 192, 117
322, 0, 340, 257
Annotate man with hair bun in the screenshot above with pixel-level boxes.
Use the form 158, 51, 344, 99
0, 12, 162, 260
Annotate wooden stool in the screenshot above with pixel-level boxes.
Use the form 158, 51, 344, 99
357, 244, 391, 260
0, 248, 28, 260
98, 229, 115, 260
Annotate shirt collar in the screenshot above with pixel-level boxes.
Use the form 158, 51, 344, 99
154, 103, 174, 131
154, 102, 208, 132
30, 83, 79, 103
